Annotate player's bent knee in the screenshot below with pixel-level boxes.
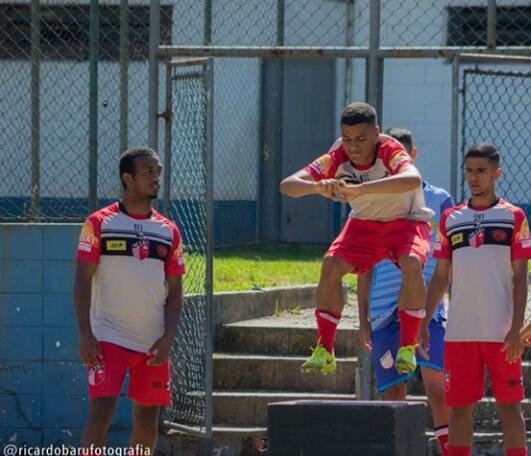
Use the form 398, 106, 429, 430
398, 255, 422, 276
320, 255, 349, 280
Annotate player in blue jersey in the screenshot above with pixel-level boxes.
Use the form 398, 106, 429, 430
357, 127, 452, 456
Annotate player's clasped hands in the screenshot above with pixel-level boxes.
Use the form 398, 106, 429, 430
314, 179, 361, 202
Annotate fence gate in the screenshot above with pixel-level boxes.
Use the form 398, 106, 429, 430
453, 55, 531, 215
159, 57, 214, 445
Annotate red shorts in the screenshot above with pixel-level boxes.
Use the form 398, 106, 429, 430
444, 341, 524, 407
326, 218, 430, 273
87, 341, 171, 407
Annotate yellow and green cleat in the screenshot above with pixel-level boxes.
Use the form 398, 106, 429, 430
395, 344, 418, 374
301, 344, 336, 375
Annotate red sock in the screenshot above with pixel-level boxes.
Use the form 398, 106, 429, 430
315, 308, 341, 353
435, 425, 449, 456
506, 449, 527, 456
398, 309, 424, 346
447, 446, 471, 456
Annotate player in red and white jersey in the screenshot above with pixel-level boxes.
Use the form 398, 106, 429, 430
424, 143, 530, 456
280, 102, 433, 375
74, 147, 185, 453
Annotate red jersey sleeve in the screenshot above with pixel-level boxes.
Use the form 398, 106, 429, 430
379, 139, 415, 175
75, 214, 102, 264
433, 209, 452, 260
303, 140, 343, 181
512, 209, 531, 260
165, 224, 186, 277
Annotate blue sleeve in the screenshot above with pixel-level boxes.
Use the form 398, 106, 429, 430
440, 195, 454, 213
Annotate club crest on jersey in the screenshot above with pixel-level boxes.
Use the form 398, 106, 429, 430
468, 228, 485, 248
88, 362, 105, 386
132, 237, 150, 260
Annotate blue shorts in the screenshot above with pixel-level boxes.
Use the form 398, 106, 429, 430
371, 317, 445, 393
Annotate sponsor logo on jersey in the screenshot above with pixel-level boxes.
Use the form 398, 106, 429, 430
173, 239, 185, 265
492, 229, 508, 242
106, 240, 126, 251
516, 218, 530, 243
157, 245, 169, 258
388, 150, 410, 172
451, 232, 463, 246
468, 228, 485, 249
309, 154, 331, 176
78, 220, 99, 252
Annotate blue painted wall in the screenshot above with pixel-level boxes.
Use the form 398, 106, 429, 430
0, 224, 131, 447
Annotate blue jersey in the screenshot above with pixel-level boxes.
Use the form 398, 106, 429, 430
369, 181, 454, 331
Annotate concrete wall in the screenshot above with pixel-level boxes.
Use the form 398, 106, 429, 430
0, 224, 131, 447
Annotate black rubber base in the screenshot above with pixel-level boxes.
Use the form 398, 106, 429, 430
267, 400, 427, 456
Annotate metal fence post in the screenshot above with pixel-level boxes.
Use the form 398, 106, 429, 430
366, 0, 383, 116
487, 0, 497, 50
274, 0, 285, 242
203, 57, 215, 454
204, 0, 213, 45
162, 64, 172, 216
119, 0, 129, 154
148, 0, 161, 150
344, 0, 354, 107
30, 0, 41, 220
88, 0, 99, 212
450, 55, 460, 201
358, 0, 382, 401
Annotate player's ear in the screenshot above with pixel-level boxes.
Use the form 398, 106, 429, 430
495, 168, 501, 178
409, 147, 418, 160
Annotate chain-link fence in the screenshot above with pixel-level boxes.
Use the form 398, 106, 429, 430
459, 67, 531, 212
2, 1, 530, 227
158, 59, 213, 433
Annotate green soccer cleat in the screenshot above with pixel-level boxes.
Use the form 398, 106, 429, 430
395, 345, 418, 374
301, 344, 337, 375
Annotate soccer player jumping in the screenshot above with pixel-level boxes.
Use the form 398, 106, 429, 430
280, 102, 433, 375
424, 143, 530, 456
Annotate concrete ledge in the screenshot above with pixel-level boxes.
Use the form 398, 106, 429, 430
211, 285, 320, 327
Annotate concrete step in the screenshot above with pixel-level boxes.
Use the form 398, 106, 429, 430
158, 425, 267, 456
217, 324, 358, 356
211, 390, 531, 429
427, 432, 531, 456
213, 353, 357, 393
410, 395, 531, 430
213, 391, 355, 426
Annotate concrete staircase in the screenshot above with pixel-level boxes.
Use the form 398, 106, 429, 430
160, 306, 531, 455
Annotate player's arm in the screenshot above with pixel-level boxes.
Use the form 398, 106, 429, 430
418, 259, 450, 355
148, 276, 183, 365
357, 270, 373, 351
280, 169, 342, 200
73, 260, 101, 366
521, 319, 531, 346
338, 165, 421, 201
425, 259, 451, 321
503, 259, 528, 362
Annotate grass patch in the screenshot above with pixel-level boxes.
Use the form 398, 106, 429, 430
213, 244, 357, 292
